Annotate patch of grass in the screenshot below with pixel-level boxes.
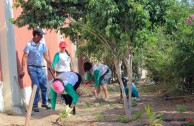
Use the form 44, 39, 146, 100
156, 113, 165, 120
95, 113, 104, 121
132, 99, 137, 107
80, 102, 92, 109
107, 85, 116, 92
117, 114, 129, 123
176, 104, 187, 113
132, 111, 144, 121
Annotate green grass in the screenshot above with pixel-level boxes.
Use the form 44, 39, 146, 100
132, 111, 144, 121
117, 114, 129, 123
95, 113, 104, 121
107, 85, 117, 92
132, 99, 137, 107
176, 104, 187, 113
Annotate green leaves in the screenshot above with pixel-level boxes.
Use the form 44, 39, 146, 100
145, 105, 163, 126
59, 105, 73, 122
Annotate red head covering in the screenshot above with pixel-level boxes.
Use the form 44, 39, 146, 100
59, 41, 67, 48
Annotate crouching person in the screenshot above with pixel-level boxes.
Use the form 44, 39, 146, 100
121, 77, 140, 102
50, 71, 82, 115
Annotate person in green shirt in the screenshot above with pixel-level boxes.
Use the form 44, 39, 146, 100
52, 41, 73, 106
50, 71, 82, 115
83, 62, 111, 101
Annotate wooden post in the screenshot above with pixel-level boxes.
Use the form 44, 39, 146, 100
24, 85, 37, 126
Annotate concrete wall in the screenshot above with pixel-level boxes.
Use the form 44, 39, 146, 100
0, 0, 21, 113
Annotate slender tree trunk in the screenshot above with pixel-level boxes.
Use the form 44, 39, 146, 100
113, 58, 130, 115
124, 51, 133, 115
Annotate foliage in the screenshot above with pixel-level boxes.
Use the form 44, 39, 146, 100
117, 114, 129, 123
59, 105, 73, 123
176, 104, 187, 119
141, 28, 175, 82
144, 105, 163, 126
176, 104, 187, 113
132, 0, 194, 85
11, 0, 76, 29
132, 111, 144, 121
186, 117, 194, 126
95, 113, 104, 121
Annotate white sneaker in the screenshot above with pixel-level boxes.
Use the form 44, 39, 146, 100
136, 98, 140, 102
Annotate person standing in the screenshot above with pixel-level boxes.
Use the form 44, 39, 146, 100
52, 41, 73, 75
52, 41, 73, 105
19, 28, 52, 112
83, 62, 112, 101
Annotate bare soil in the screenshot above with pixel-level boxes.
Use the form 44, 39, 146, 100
0, 83, 194, 126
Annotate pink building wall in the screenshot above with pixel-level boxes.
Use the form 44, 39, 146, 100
13, 6, 76, 89
0, 28, 1, 81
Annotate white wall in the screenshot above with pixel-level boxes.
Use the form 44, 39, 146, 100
0, 0, 21, 113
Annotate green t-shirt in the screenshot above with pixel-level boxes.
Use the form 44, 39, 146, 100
86, 69, 101, 87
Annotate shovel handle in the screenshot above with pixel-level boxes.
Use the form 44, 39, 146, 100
48, 67, 55, 79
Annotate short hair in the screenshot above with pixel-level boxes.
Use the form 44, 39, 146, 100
83, 62, 93, 72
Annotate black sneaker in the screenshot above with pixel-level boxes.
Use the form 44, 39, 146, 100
48, 98, 51, 103
41, 104, 51, 110
32, 107, 39, 112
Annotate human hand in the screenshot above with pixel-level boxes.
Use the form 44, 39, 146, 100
19, 70, 25, 79
59, 77, 66, 81
50, 110, 57, 115
70, 104, 75, 108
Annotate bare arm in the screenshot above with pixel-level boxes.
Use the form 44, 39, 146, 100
19, 52, 28, 78
43, 51, 52, 68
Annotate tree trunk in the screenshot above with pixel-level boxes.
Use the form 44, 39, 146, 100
113, 58, 130, 115
124, 51, 133, 115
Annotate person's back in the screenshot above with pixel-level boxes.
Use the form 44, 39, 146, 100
121, 77, 140, 101
93, 64, 109, 77
50, 71, 82, 115
57, 72, 78, 86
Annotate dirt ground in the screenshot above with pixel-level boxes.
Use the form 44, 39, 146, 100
0, 83, 194, 126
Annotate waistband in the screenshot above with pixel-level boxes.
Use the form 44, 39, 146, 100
28, 65, 46, 68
